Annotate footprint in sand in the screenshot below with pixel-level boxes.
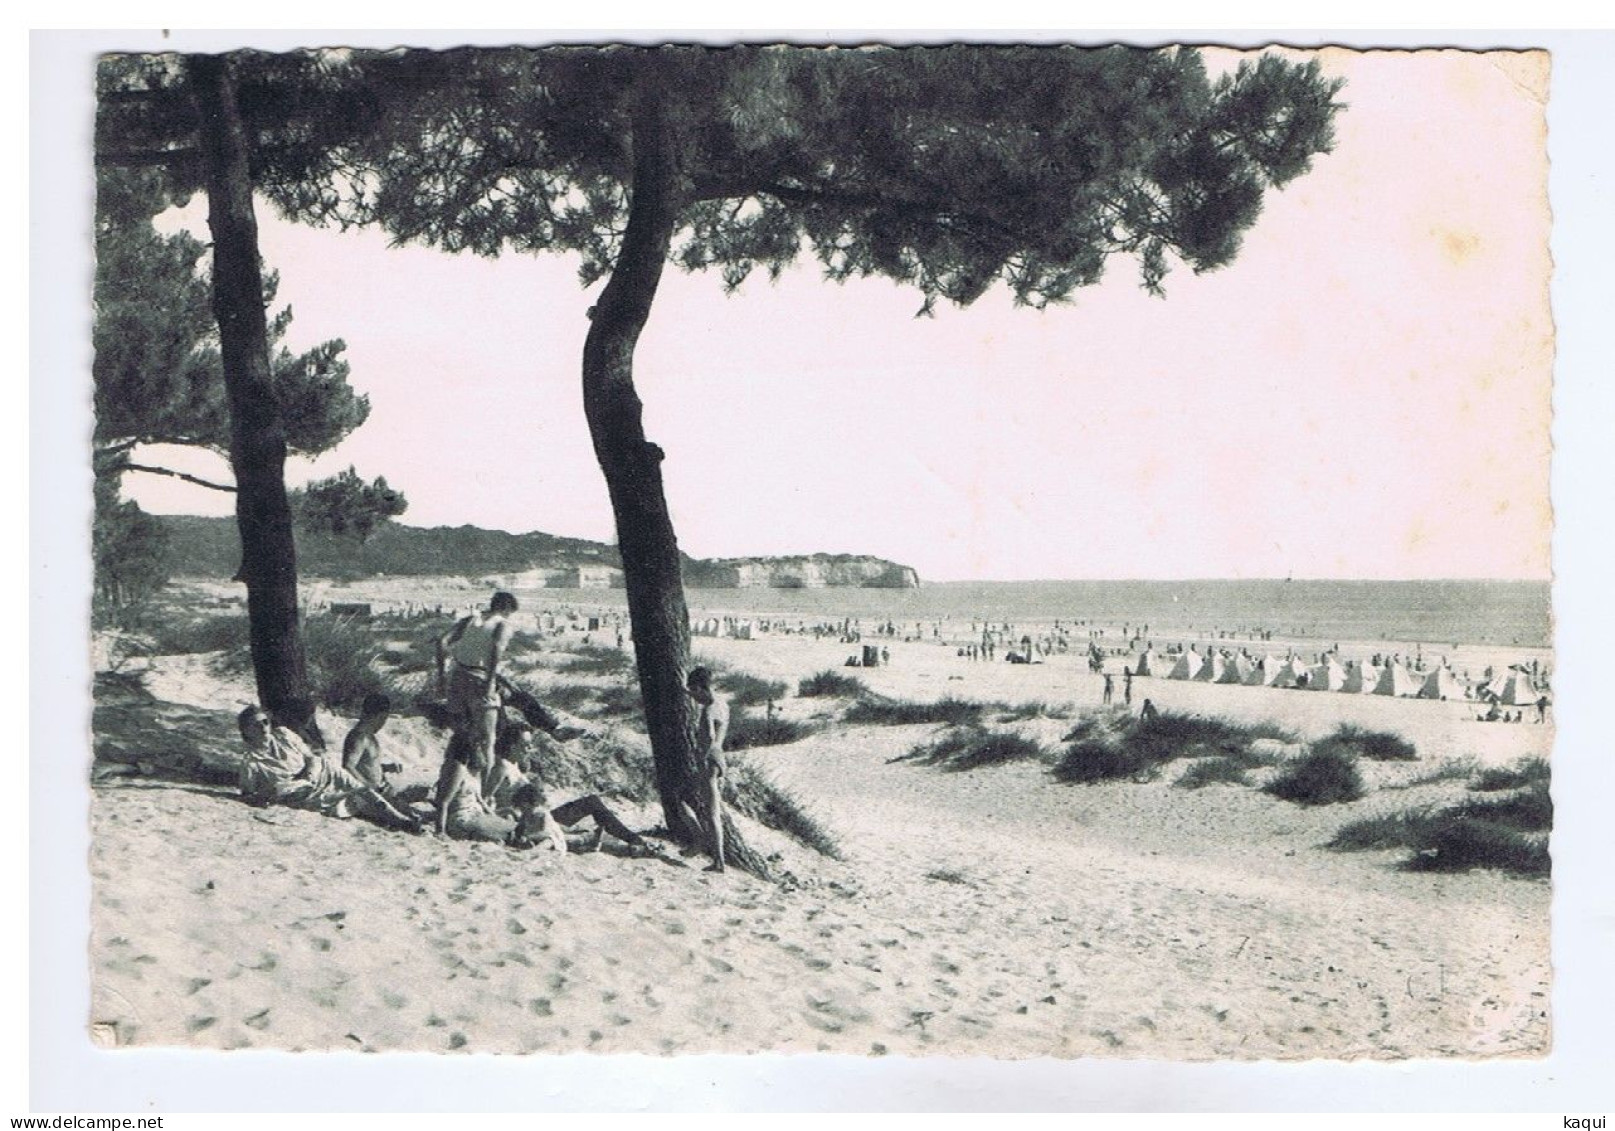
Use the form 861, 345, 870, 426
185, 1016, 216, 1034
243, 1008, 271, 1030
528, 998, 553, 1017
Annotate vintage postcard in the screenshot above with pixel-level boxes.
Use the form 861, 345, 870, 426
33, 28, 1602, 1113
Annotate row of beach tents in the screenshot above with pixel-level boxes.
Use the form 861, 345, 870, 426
1134, 649, 1545, 703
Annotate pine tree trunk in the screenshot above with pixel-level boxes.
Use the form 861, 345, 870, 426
580, 81, 770, 878
188, 54, 311, 723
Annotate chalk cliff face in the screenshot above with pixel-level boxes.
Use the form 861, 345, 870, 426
687, 555, 920, 589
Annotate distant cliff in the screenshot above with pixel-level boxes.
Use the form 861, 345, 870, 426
152, 517, 919, 589
686, 555, 920, 590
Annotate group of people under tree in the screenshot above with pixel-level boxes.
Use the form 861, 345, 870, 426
235, 591, 733, 871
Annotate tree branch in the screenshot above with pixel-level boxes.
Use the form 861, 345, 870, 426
122, 463, 237, 493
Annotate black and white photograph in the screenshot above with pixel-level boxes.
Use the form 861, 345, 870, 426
27, 25, 1615, 1115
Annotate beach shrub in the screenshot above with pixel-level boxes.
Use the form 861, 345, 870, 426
1053, 710, 1289, 785
144, 612, 252, 658
844, 696, 987, 727
996, 700, 1072, 722
726, 762, 843, 859
593, 681, 644, 721
1331, 777, 1551, 876
1174, 757, 1252, 790
1454, 784, 1553, 830
1470, 757, 1551, 793
726, 712, 815, 751
1264, 748, 1364, 806
1404, 818, 1550, 877
1052, 739, 1158, 784
1328, 808, 1437, 851
902, 728, 1046, 772
718, 671, 789, 709
1313, 723, 1417, 763
558, 645, 634, 676
535, 683, 597, 714
798, 670, 866, 698
302, 615, 409, 713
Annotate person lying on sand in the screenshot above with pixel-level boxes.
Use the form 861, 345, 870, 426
508, 783, 662, 857
342, 692, 400, 793
436, 760, 655, 856
237, 705, 419, 833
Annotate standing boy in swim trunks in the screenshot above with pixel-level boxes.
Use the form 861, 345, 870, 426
437, 591, 519, 792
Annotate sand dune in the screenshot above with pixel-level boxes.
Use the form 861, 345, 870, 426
88, 584, 1551, 1059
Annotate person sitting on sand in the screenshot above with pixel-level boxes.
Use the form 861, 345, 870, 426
237, 705, 418, 832
342, 692, 399, 793
436, 759, 535, 844
436, 590, 520, 787
1139, 698, 1159, 722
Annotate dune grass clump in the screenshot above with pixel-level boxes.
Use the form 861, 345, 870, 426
1313, 723, 1418, 763
995, 700, 1072, 722
1470, 757, 1551, 793
717, 671, 789, 709
1330, 768, 1551, 877
144, 612, 253, 658
1174, 757, 1253, 790
900, 728, 1047, 772
726, 762, 843, 859
1263, 748, 1365, 806
1327, 808, 1437, 851
844, 696, 988, 727
725, 712, 816, 751
798, 670, 866, 698
1053, 710, 1288, 785
1403, 818, 1550, 877
1052, 739, 1159, 784
302, 615, 412, 713
558, 645, 634, 676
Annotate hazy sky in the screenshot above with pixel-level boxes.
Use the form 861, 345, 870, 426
125, 47, 1553, 582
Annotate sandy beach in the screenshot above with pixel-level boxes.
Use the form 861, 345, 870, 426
88, 580, 1553, 1059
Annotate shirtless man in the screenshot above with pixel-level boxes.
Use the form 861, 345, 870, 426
685, 666, 730, 873
342, 692, 397, 792
437, 591, 519, 790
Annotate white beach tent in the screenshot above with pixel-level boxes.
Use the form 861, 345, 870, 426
1134, 651, 1159, 677
1195, 653, 1228, 682
1168, 651, 1204, 680
1247, 655, 1283, 686
1485, 669, 1542, 705
1273, 657, 1311, 689
1418, 666, 1469, 701
1221, 654, 1257, 684
1342, 662, 1380, 694
1309, 656, 1349, 692
1373, 662, 1421, 697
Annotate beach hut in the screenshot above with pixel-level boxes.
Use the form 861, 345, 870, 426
1168, 651, 1204, 681
1220, 654, 1257, 685
1246, 655, 1283, 686
1373, 662, 1420, 697
1418, 666, 1468, 701
1195, 653, 1228, 682
1308, 656, 1349, 692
